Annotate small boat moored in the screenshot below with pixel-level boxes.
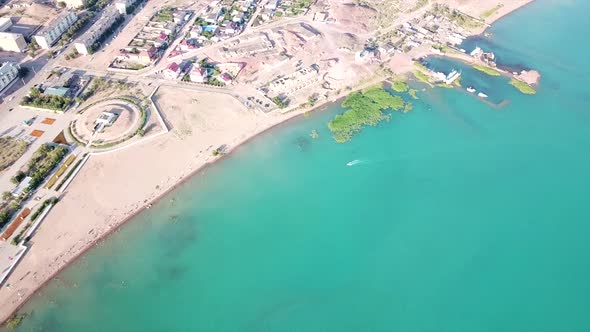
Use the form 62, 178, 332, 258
467, 87, 476, 93
477, 92, 488, 98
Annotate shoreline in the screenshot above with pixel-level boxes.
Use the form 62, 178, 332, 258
0, 0, 536, 324
0, 81, 366, 324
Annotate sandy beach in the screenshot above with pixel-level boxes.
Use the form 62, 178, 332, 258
0, 77, 387, 322
0, 0, 535, 323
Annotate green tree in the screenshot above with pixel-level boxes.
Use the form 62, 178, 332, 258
2, 191, 12, 201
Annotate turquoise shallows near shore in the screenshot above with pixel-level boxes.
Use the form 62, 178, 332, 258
6, 1, 590, 331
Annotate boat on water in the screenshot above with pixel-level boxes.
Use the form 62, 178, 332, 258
444, 70, 461, 85
467, 87, 476, 93
478, 92, 488, 98
347, 160, 361, 166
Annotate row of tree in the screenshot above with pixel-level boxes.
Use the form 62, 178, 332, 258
20, 87, 72, 111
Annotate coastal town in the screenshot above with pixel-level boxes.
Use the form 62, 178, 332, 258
0, 0, 537, 327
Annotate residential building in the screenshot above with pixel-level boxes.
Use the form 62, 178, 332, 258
34, 11, 78, 49
218, 73, 232, 85
0, 18, 27, 52
0, 32, 27, 52
189, 66, 208, 83
0, 62, 20, 93
265, 0, 280, 10
0, 17, 13, 31
75, 7, 121, 55
43, 86, 70, 97
114, 0, 142, 15
179, 39, 198, 51
313, 12, 327, 22
114, 0, 130, 14
118, 46, 158, 65
11, 176, 31, 198
205, 7, 223, 24
164, 62, 181, 79
61, 0, 87, 9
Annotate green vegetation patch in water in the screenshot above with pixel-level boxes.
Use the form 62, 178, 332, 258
408, 89, 419, 99
404, 103, 414, 113
391, 80, 409, 93
509, 78, 537, 94
413, 70, 432, 86
328, 88, 404, 143
472, 64, 501, 76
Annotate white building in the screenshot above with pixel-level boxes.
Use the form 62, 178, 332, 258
0, 17, 13, 31
95, 111, 117, 132
34, 11, 78, 49
75, 7, 121, 55
0, 62, 20, 93
265, 0, 280, 10
11, 176, 32, 198
189, 66, 208, 82
114, 0, 137, 15
164, 62, 181, 79
0, 32, 27, 52
0, 18, 27, 53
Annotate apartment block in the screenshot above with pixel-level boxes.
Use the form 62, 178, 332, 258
0, 62, 20, 93
0, 17, 27, 52
34, 11, 78, 49
0, 32, 27, 52
74, 7, 120, 55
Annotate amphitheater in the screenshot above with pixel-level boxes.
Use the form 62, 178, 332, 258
70, 97, 144, 148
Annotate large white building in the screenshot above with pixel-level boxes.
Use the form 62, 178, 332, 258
0, 62, 20, 93
0, 18, 27, 53
0, 32, 27, 52
0, 18, 13, 31
74, 7, 121, 55
34, 11, 78, 49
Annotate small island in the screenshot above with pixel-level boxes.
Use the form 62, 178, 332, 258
328, 87, 404, 143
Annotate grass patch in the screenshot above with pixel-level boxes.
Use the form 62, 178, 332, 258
0, 137, 29, 172
408, 89, 418, 99
44, 155, 76, 189
391, 80, 409, 93
404, 103, 413, 113
433, 4, 483, 29
509, 78, 536, 95
21, 144, 69, 192
481, 4, 503, 19
408, 0, 428, 12
5, 313, 27, 330
55, 157, 85, 191
327, 88, 404, 143
414, 61, 429, 72
30, 197, 58, 222
472, 64, 501, 76
413, 70, 432, 86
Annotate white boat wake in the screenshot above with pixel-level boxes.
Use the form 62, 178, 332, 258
346, 160, 363, 166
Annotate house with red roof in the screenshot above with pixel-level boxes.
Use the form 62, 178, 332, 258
218, 72, 233, 85
190, 66, 209, 83
165, 62, 181, 79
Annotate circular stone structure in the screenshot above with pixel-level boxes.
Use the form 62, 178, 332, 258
74, 98, 142, 146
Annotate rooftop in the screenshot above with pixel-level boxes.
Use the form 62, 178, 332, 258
78, 7, 120, 44
36, 11, 77, 35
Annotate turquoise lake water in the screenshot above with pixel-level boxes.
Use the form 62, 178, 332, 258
6, 1, 590, 331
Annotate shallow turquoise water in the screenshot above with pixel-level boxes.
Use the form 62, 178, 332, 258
7, 1, 590, 331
